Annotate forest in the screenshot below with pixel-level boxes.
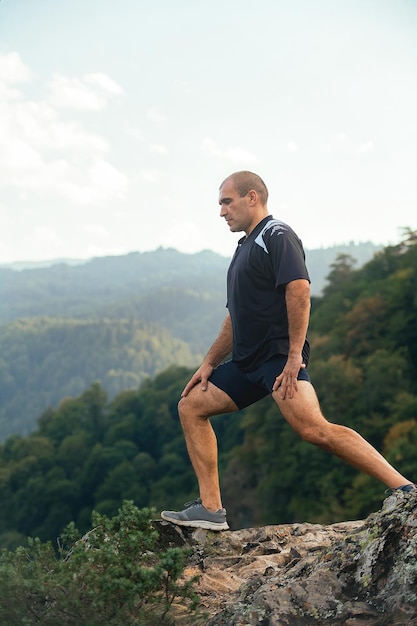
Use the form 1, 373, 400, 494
0, 242, 380, 441
0, 233, 415, 549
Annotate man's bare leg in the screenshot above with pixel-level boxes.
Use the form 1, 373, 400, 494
274, 381, 412, 488
178, 382, 238, 511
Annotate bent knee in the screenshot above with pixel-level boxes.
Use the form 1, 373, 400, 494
178, 383, 237, 422
178, 394, 207, 423
178, 395, 191, 419
299, 427, 322, 445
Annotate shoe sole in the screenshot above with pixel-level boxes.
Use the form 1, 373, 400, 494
161, 512, 229, 531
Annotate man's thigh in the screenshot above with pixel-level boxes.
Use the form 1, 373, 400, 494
272, 380, 326, 432
180, 380, 238, 418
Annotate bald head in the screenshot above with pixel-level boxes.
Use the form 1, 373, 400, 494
220, 171, 269, 207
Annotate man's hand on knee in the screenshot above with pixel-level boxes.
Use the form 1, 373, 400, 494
181, 362, 214, 397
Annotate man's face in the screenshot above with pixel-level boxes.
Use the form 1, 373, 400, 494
218, 179, 252, 234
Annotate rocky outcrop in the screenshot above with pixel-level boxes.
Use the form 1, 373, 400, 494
156, 490, 417, 625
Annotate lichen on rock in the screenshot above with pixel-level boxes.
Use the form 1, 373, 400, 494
156, 490, 417, 625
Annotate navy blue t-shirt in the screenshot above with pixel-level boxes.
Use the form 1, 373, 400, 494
226, 216, 310, 372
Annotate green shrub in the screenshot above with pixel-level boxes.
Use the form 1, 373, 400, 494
0, 501, 200, 625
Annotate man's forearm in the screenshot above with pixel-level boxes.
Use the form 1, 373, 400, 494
285, 280, 310, 356
204, 314, 233, 367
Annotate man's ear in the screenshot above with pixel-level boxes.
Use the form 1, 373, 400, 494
248, 189, 257, 204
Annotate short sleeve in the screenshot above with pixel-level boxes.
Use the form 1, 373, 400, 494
263, 222, 310, 288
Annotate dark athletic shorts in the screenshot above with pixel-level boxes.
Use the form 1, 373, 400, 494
209, 355, 310, 410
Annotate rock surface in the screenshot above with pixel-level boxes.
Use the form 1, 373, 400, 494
156, 490, 417, 625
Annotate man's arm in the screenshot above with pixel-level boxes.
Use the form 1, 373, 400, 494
286, 278, 311, 357
181, 314, 233, 397
273, 278, 310, 399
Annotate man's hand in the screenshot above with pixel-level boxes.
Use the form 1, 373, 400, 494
181, 362, 215, 397
272, 354, 305, 400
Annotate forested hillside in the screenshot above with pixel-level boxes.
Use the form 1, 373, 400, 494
0, 243, 381, 441
0, 318, 197, 439
0, 234, 415, 548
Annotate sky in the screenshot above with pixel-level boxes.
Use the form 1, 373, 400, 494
0, 0, 416, 263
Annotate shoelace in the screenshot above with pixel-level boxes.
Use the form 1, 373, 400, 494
183, 499, 202, 508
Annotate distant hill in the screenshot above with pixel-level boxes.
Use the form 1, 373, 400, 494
0, 258, 87, 271
0, 317, 197, 440
0, 248, 229, 322
0, 243, 383, 440
305, 241, 383, 294
0, 242, 382, 320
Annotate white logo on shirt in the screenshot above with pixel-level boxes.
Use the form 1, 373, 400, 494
254, 220, 287, 254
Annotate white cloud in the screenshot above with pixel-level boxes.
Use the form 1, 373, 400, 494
0, 82, 22, 100
174, 79, 193, 95
0, 52, 127, 206
48, 72, 124, 111
0, 52, 31, 101
147, 107, 167, 123
201, 138, 259, 163
84, 73, 125, 96
0, 51, 32, 84
90, 160, 128, 196
287, 141, 299, 152
125, 125, 143, 141
357, 140, 374, 153
139, 169, 162, 183
4, 99, 108, 154
323, 132, 374, 155
150, 144, 169, 155
0, 136, 69, 189
33, 226, 64, 248
336, 132, 348, 143
48, 74, 107, 111
158, 220, 203, 252
83, 244, 126, 259
83, 223, 110, 238
51, 160, 127, 205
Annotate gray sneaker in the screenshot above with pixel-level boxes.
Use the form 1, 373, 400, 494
161, 498, 229, 531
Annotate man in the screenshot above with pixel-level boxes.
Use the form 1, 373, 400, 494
161, 171, 415, 531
